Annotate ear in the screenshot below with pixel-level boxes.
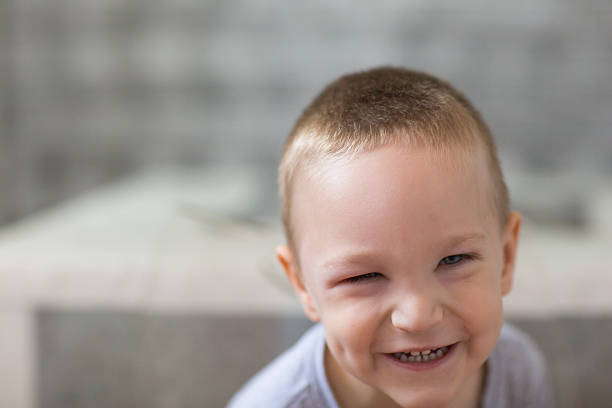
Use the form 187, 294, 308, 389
500, 211, 522, 296
276, 245, 320, 322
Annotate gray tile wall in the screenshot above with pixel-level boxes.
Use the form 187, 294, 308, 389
2, 1, 612, 223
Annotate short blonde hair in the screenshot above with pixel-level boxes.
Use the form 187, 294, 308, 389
279, 66, 508, 249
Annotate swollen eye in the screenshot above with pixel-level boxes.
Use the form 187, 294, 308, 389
439, 254, 464, 265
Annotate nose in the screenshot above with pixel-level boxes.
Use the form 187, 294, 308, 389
390, 289, 444, 333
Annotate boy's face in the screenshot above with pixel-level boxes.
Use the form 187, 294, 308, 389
277, 145, 521, 408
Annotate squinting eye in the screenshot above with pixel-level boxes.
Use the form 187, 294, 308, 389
345, 272, 383, 283
439, 254, 466, 266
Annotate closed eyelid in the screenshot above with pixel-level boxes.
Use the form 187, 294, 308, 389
344, 272, 384, 283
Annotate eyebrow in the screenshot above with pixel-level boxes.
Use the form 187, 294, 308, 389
443, 232, 487, 248
322, 252, 378, 271
322, 232, 487, 270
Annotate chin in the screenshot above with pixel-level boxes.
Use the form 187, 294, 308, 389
389, 389, 455, 408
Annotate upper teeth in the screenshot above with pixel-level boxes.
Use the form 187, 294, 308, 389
392, 345, 450, 362
409, 349, 434, 356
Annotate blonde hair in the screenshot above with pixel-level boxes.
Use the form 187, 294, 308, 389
279, 66, 508, 249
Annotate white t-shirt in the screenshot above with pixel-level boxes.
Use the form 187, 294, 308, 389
227, 322, 555, 408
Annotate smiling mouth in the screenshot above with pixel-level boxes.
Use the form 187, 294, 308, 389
388, 343, 456, 363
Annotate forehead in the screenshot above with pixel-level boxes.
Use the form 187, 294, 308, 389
290, 145, 499, 267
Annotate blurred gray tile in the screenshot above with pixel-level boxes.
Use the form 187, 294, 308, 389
514, 318, 612, 408
36, 309, 312, 408
3, 0, 612, 223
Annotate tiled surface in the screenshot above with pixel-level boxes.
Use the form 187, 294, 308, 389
36, 310, 612, 408
517, 318, 612, 408
2, 0, 612, 223
36, 310, 313, 408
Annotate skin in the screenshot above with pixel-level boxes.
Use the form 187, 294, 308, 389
276, 144, 521, 408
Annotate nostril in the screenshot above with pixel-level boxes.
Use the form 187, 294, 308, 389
390, 300, 444, 331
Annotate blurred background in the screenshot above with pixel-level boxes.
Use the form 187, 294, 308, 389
1, 1, 611, 407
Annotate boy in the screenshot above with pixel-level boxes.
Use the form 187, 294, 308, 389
228, 67, 554, 408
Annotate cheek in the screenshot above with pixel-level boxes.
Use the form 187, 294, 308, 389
322, 301, 377, 347
470, 294, 503, 338
460, 278, 504, 362
320, 300, 381, 369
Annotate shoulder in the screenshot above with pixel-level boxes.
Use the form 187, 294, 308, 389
483, 321, 556, 408
226, 323, 328, 408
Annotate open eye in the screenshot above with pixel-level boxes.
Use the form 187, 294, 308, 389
439, 254, 468, 266
345, 272, 383, 283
